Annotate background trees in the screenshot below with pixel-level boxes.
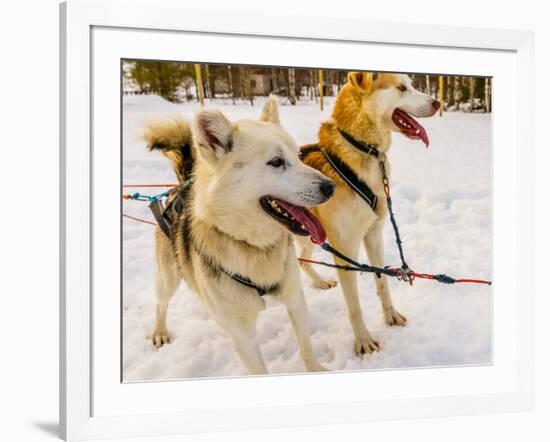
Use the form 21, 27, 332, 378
409, 74, 491, 112
123, 60, 492, 112
124, 61, 192, 102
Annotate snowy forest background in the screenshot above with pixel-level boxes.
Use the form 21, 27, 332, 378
122, 60, 492, 113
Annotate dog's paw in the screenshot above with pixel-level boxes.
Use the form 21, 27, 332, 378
354, 335, 380, 356
313, 279, 338, 290
152, 331, 171, 348
383, 307, 407, 326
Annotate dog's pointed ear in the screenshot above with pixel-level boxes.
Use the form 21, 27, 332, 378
193, 109, 233, 164
259, 94, 280, 124
347, 71, 377, 94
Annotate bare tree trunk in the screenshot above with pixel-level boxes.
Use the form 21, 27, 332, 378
448, 76, 455, 106
296, 71, 303, 100
309, 70, 315, 101
319, 70, 324, 111
203, 65, 211, 100
227, 65, 235, 104
438, 75, 444, 116
453, 76, 461, 105
238, 67, 246, 100
184, 83, 191, 102
469, 77, 475, 112
240, 67, 253, 106
288, 68, 297, 105
485, 78, 491, 112
425, 75, 431, 95
271, 68, 278, 93
194, 64, 204, 106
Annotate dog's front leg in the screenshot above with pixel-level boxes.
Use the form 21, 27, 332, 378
285, 293, 328, 372
225, 325, 269, 376
207, 297, 268, 376
364, 221, 406, 326
331, 239, 380, 356
277, 247, 327, 372
280, 288, 328, 372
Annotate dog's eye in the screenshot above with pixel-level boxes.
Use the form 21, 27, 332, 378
267, 157, 285, 168
397, 85, 407, 92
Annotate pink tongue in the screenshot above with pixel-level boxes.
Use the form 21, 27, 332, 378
415, 123, 429, 147
274, 199, 327, 244
394, 109, 429, 147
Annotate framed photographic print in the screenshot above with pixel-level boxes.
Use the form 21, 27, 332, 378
60, 0, 534, 440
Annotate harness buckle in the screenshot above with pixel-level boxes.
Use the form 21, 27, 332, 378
382, 178, 390, 197
406, 271, 415, 286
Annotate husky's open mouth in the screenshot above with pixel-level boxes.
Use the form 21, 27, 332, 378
260, 196, 327, 244
392, 108, 429, 147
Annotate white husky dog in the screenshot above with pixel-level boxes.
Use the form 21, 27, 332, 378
144, 97, 335, 375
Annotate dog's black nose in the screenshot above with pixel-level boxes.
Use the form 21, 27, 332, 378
432, 100, 441, 110
320, 180, 335, 198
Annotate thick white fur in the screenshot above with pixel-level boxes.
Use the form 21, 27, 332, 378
192, 99, 332, 248
152, 96, 332, 374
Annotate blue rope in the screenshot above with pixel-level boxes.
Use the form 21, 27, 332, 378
126, 190, 170, 203
123, 180, 192, 203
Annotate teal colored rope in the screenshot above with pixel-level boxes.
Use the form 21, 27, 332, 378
123, 180, 192, 203
125, 190, 171, 203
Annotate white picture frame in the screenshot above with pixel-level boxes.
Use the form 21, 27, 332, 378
60, 0, 534, 440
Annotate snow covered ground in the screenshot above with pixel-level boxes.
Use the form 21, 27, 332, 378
122, 94, 492, 382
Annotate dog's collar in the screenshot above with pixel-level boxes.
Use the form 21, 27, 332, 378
220, 267, 279, 296
198, 251, 279, 296
337, 128, 380, 158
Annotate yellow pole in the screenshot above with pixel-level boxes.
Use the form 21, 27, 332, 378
438, 75, 444, 116
194, 64, 205, 106
319, 70, 324, 111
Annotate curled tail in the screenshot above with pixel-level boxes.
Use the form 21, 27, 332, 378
143, 117, 194, 184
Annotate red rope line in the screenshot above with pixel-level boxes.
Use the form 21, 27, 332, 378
297, 258, 320, 265
122, 213, 157, 226
123, 215, 491, 285
402, 272, 490, 285
454, 278, 491, 284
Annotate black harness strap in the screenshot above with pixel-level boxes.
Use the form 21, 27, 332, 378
198, 249, 279, 296
149, 199, 172, 237
337, 128, 380, 158
220, 268, 278, 296
320, 147, 378, 211
149, 185, 188, 238
300, 133, 380, 212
